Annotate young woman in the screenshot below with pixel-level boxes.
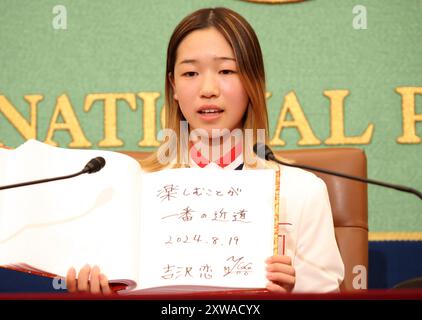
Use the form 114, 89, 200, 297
66, 7, 344, 294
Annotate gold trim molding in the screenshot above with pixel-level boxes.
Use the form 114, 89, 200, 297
369, 232, 422, 241
240, 0, 306, 4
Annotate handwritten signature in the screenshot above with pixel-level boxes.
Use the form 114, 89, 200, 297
223, 256, 252, 277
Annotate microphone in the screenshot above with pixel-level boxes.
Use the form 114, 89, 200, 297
253, 143, 422, 200
0, 157, 106, 191
82, 157, 106, 174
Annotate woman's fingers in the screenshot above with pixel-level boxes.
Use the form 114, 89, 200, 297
266, 271, 296, 286
266, 262, 295, 276
100, 274, 112, 295
265, 255, 292, 265
266, 281, 287, 293
66, 267, 77, 293
89, 265, 101, 294
265, 255, 296, 292
266, 272, 295, 292
65, 264, 112, 294
76, 264, 91, 292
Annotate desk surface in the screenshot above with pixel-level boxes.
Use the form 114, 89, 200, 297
0, 289, 422, 300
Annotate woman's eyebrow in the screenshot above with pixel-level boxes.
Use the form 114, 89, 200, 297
178, 57, 236, 65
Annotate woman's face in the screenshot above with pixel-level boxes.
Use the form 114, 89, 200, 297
171, 27, 249, 138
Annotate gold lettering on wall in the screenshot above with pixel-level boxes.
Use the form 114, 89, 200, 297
324, 90, 374, 145
0, 95, 43, 145
395, 87, 422, 144
161, 105, 166, 133
240, 0, 306, 4
269, 91, 321, 146
45, 94, 91, 148
1, 88, 420, 148
84, 93, 136, 147
137, 92, 161, 147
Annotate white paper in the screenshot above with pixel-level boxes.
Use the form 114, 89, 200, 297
137, 168, 275, 290
0, 140, 141, 281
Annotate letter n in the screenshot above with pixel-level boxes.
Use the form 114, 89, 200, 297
0, 95, 43, 145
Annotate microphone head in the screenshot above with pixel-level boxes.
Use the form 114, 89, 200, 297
253, 143, 275, 161
83, 157, 106, 174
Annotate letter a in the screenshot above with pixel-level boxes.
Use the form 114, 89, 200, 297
352, 5, 367, 30
52, 5, 67, 30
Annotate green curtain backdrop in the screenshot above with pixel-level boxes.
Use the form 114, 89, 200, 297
0, 0, 421, 232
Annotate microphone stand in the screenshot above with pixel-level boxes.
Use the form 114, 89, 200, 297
0, 157, 106, 191
0, 170, 86, 191
256, 145, 422, 200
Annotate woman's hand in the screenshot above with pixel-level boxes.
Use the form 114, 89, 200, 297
265, 255, 296, 293
66, 264, 112, 294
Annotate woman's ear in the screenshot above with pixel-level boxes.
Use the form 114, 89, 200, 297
168, 72, 178, 101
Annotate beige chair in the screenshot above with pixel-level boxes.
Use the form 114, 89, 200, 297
275, 148, 368, 291
122, 147, 369, 292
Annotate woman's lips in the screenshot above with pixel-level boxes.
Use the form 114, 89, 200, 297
198, 104, 224, 121
197, 107, 224, 121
